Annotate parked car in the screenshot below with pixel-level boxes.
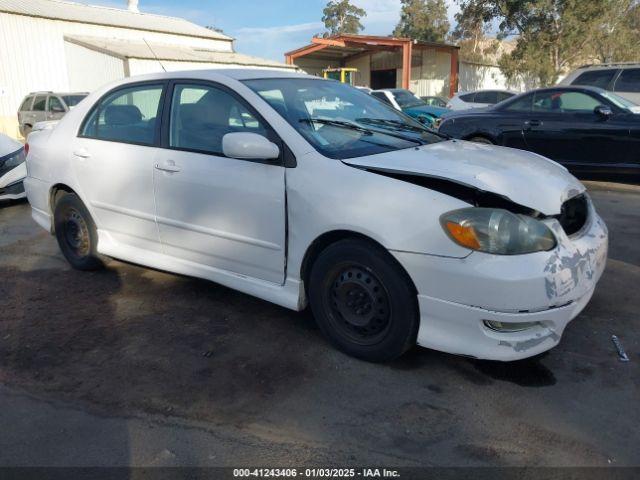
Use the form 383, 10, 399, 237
447, 89, 517, 110
371, 88, 449, 127
25, 70, 607, 362
560, 63, 640, 104
0, 133, 27, 201
438, 85, 640, 175
421, 96, 449, 108
18, 91, 88, 137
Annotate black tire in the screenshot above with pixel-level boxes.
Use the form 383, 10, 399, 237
53, 192, 104, 271
468, 136, 494, 145
308, 239, 418, 362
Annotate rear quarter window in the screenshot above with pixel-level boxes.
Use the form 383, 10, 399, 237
459, 93, 476, 102
19, 96, 34, 111
614, 69, 640, 93
32, 96, 47, 111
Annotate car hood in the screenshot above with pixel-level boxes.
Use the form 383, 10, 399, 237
0, 133, 22, 156
404, 105, 449, 117
342, 139, 585, 215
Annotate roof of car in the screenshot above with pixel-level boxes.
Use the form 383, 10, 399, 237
576, 62, 640, 70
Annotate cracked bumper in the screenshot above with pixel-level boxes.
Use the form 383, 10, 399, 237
392, 211, 608, 361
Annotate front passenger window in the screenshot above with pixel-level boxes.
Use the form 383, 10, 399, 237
169, 84, 267, 155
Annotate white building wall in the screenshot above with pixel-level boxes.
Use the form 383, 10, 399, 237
459, 62, 534, 93
0, 11, 233, 137
64, 41, 126, 92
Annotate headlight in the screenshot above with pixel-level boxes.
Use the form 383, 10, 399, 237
440, 208, 556, 255
1, 148, 26, 170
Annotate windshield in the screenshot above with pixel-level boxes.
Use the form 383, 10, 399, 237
601, 91, 640, 113
243, 79, 442, 159
391, 89, 425, 109
62, 94, 87, 107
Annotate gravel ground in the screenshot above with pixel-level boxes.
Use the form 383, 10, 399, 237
0, 181, 638, 467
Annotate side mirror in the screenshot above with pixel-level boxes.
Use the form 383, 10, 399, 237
222, 132, 280, 160
594, 105, 613, 119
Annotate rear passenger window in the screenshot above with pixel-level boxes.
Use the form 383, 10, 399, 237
459, 93, 475, 102
169, 83, 267, 156
32, 96, 47, 111
81, 84, 163, 145
503, 93, 533, 112
572, 69, 617, 89
474, 91, 498, 104
614, 69, 640, 93
19, 96, 34, 111
496, 91, 515, 102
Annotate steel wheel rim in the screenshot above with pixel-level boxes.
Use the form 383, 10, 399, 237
63, 208, 90, 258
324, 262, 392, 346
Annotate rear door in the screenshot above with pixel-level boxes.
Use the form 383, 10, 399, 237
153, 81, 286, 284
31, 95, 47, 124
72, 82, 165, 253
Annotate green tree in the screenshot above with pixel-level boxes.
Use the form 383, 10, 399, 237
451, 1, 495, 63
393, 0, 451, 43
322, 0, 367, 37
455, 0, 640, 86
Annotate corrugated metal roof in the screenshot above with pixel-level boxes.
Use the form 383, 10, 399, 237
0, 0, 232, 41
65, 35, 296, 69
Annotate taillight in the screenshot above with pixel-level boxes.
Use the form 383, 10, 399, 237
24, 143, 29, 156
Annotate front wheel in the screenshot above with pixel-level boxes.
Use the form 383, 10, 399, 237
308, 239, 419, 362
53, 193, 104, 271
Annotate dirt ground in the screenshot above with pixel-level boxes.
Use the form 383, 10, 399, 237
0, 181, 638, 467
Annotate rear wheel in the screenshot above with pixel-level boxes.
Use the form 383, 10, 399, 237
308, 239, 418, 362
468, 136, 494, 145
53, 193, 104, 271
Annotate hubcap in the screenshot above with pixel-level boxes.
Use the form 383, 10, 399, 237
327, 264, 391, 345
63, 208, 90, 258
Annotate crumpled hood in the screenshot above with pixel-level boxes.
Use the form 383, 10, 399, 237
342, 139, 585, 215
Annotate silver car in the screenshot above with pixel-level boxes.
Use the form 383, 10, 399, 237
17, 92, 87, 137
560, 63, 640, 104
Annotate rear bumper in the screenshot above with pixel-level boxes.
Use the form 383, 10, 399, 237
24, 176, 52, 231
392, 212, 608, 361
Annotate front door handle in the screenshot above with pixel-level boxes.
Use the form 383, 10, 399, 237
155, 161, 181, 173
73, 148, 91, 158
524, 119, 543, 129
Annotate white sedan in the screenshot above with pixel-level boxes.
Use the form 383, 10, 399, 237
24, 69, 608, 362
447, 89, 517, 110
0, 133, 27, 201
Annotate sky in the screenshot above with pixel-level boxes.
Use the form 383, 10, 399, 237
88, 0, 460, 62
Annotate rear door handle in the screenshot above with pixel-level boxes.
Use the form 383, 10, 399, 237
73, 148, 91, 158
155, 161, 181, 173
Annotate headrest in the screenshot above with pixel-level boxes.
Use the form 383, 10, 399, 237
104, 105, 143, 125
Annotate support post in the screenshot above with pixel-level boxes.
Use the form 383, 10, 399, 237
402, 40, 412, 90
449, 48, 459, 97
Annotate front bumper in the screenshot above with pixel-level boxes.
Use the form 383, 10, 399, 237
392, 212, 608, 361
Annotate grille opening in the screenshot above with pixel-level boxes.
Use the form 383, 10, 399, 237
556, 194, 589, 236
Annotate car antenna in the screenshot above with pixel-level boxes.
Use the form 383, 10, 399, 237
143, 38, 167, 72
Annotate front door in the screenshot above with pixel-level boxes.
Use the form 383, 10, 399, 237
72, 82, 165, 252
153, 81, 286, 284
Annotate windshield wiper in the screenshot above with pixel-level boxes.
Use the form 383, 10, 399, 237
299, 118, 374, 135
357, 118, 451, 140
301, 118, 425, 145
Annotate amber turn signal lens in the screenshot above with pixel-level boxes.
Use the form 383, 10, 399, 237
445, 221, 481, 250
